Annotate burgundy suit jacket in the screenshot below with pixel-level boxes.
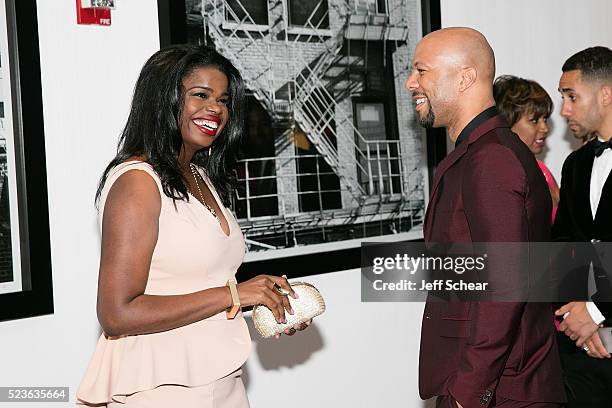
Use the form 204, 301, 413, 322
419, 115, 566, 407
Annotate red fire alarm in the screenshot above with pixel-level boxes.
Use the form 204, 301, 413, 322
76, 0, 115, 26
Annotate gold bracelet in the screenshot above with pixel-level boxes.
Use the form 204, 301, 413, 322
226, 278, 240, 319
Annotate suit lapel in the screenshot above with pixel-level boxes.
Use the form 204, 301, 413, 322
424, 116, 508, 240
575, 147, 595, 224
424, 142, 468, 240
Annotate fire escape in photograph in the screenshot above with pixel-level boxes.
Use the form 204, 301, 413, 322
197, 0, 425, 250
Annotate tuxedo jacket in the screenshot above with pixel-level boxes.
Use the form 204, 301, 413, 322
552, 140, 612, 323
419, 115, 565, 407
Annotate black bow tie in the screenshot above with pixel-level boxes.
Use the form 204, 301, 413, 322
593, 139, 612, 157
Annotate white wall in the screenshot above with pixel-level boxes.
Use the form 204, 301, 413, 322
441, 0, 612, 181
0, 0, 160, 405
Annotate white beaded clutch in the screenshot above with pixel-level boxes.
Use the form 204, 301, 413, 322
252, 282, 326, 338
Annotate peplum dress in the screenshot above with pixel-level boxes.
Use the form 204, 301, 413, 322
76, 161, 251, 406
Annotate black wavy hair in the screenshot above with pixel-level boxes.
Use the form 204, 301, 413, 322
96, 44, 245, 205
562, 46, 612, 83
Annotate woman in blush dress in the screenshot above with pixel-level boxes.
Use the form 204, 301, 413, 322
494, 75, 560, 221
76, 45, 308, 408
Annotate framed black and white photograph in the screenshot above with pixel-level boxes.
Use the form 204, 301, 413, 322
0, 0, 52, 321
158, 0, 444, 277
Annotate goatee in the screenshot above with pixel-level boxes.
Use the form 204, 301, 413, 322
419, 108, 435, 128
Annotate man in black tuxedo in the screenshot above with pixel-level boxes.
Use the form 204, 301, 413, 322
553, 46, 612, 407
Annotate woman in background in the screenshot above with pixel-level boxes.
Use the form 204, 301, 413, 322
494, 75, 560, 221
77, 45, 306, 408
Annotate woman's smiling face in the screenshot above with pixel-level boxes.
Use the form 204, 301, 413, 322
179, 66, 229, 153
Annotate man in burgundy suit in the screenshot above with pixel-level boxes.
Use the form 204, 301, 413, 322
405, 27, 566, 408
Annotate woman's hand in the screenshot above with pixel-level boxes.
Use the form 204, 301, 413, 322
274, 319, 312, 339
236, 275, 296, 324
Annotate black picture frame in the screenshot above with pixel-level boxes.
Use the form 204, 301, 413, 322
157, 0, 443, 279
0, 0, 53, 321
420, 0, 446, 188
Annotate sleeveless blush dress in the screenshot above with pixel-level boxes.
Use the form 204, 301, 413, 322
76, 161, 251, 407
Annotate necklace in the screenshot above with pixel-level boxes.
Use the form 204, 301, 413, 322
189, 164, 221, 224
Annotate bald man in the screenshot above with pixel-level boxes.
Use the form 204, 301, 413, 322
406, 28, 565, 408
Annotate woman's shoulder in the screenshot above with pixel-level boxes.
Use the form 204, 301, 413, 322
111, 156, 153, 173
107, 158, 159, 185
100, 158, 162, 207
97, 160, 163, 233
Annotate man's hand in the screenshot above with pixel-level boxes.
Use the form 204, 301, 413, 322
555, 301, 599, 347
456, 402, 464, 408
583, 331, 612, 359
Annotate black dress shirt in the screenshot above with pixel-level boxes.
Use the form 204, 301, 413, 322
455, 106, 499, 148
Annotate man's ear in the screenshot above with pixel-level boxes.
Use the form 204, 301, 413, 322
599, 84, 612, 107
459, 67, 477, 92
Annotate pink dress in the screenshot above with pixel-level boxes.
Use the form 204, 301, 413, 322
537, 159, 558, 223
76, 161, 251, 406
539, 160, 563, 331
